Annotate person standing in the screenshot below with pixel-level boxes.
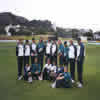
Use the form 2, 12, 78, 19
51, 40, 58, 65
24, 40, 30, 67
77, 38, 85, 88
16, 39, 24, 80
45, 39, 52, 63
58, 40, 64, 66
37, 37, 45, 71
68, 40, 77, 83
30, 38, 37, 64
63, 41, 69, 71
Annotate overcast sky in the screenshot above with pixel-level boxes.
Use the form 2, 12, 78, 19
0, 0, 100, 32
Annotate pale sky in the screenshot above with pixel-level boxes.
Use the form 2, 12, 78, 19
0, 0, 100, 32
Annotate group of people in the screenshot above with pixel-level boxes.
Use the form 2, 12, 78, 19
16, 37, 85, 88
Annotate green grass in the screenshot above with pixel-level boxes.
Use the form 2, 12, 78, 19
0, 43, 100, 100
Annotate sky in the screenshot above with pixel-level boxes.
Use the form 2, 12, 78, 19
0, 0, 100, 32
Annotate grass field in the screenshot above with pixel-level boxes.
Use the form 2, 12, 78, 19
0, 43, 100, 100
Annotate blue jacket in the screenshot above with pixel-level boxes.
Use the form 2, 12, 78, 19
31, 64, 41, 73
79, 43, 85, 59
59, 44, 64, 54
37, 42, 45, 55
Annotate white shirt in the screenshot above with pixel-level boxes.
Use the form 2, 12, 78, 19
52, 44, 56, 55
25, 45, 30, 56
44, 64, 52, 70
46, 42, 52, 54
18, 44, 24, 56
25, 66, 31, 72
77, 45, 81, 57
50, 65, 57, 72
32, 43, 37, 51
69, 45, 75, 59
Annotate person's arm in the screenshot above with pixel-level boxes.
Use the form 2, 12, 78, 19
38, 64, 41, 73
16, 45, 18, 56
56, 76, 64, 80
79, 44, 84, 58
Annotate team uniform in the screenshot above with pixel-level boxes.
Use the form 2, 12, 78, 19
56, 72, 72, 88
69, 44, 77, 80
51, 42, 58, 64
16, 43, 24, 78
37, 41, 45, 70
45, 41, 52, 63
24, 44, 30, 66
30, 42, 37, 64
77, 42, 85, 84
58, 43, 64, 66
63, 46, 69, 67
42, 64, 52, 80
31, 63, 41, 80
24, 65, 32, 83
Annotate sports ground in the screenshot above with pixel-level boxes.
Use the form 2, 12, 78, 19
0, 42, 100, 100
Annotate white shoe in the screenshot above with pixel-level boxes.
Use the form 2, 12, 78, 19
18, 75, 23, 80
77, 82, 83, 88
39, 76, 43, 80
51, 82, 56, 88
28, 76, 32, 83
71, 79, 75, 84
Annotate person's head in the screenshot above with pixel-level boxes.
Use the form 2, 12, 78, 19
34, 57, 38, 63
69, 40, 73, 45
64, 67, 68, 73
58, 40, 62, 45
26, 64, 29, 67
26, 40, 29, 44
18, 39, 23, 44
32, 38, 35, 43
47, 58, 51, 65
39, 37, 43, 43
64, 41, 67, 47
77, 38, 81, 45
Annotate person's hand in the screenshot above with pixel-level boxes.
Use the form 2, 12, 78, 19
35, 71, 39, 74
31, 53, 34, 56
28, 72, 31, 75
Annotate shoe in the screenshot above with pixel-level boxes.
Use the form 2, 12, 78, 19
28, 76, 32, 83
71, 79, 75, 84
51, 81, 56, 88
18, 75, 23, 80
39, 76, 43, 80
77, 82, 83, 88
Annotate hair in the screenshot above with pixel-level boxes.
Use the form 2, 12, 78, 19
32, 38, 35, 40
26, 40, 29, 43
77, 38, 81, 42
64, 41, 67, 45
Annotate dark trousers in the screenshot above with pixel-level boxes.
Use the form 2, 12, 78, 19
45, 54, 51, 63
24, 56, 29, 66
59, 55, 63, 66
51, 55, 57, 65
32, 73, 40, 80
56, 79, 71, 88
69, 59, 75, 80
31, 56, 36, 64
43, 68, 50, 80
77, 58, 84, 84
17, 56, 24, 77
38, 54, 44, 71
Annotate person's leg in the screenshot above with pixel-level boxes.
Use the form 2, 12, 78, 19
17, 56, 23, 77
59, 55, 63, 66
24, 56, 26, 67
40, 55, 44, 71
26, 56, 29, 65
77, 59, 84, 84
56, 80, 62, 88
70, 59, 75, 80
